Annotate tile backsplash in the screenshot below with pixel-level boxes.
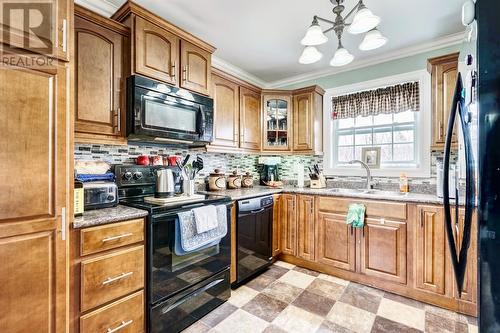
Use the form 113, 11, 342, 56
75, 143, 451, 194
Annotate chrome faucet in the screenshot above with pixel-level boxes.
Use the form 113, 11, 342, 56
349, 160, 374, 189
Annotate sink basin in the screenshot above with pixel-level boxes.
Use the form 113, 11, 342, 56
329, 188, 409, 196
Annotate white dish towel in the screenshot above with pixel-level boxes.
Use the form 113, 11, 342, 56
193, 205, 218, 234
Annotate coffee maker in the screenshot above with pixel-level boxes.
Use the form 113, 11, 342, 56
259, 157, 281, 185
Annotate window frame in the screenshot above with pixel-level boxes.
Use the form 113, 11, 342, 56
323, 69, 431, 177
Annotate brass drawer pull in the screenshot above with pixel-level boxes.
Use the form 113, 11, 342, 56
102, 233, 133, 243
102, 271, 133, 285
106, 320, 133, 333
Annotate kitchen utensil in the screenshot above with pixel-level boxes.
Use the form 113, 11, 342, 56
208, 169, 226, 191
227, 171, 241, 189
197, 156, 204, 171
155, 168, 175, 198
182, 154, 190, 167
136, 155, 150, 166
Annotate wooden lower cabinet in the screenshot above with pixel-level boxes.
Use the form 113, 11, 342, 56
280, 194, 297, 255
278, 194, 477, 316
317, 211, 356, 271
360, 218, 407, 284
272, 195, 282, 257
414, 205, 446, 294
70, 218, 146, 332
297, 195, 315, 261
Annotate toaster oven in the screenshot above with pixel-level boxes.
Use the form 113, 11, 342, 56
83, 181, 118, 210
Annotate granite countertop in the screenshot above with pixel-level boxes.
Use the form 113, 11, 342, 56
204, 185, 451, 205
73, 205, 149, 229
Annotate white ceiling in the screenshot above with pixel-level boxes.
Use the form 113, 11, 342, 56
81, 0, 466, 86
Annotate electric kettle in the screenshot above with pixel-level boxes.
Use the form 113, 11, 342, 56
155, 167, 175, 198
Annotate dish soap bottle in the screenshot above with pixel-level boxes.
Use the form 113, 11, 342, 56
399, 173, 409, 193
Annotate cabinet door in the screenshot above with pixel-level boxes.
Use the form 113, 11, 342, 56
211, 74, 240, 148
415, 205, 446, 294
428, 53, 459, 149
293, 92, 314, 151
297, 195, 315, 261
239, 87, 262, 151
359, 218, 407, 284
262, 94, 292, 151
180, 40, 211, 95
135, 16, 179, 85
280, 194, 297, 256
317, 212, 356, 271
75, 15, 125, 138
0, 61, 69, 333
272, 195, 282, 257
448, 209, 477, 304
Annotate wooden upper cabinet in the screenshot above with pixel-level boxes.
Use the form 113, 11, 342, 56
280, 194, 297, 256
428, 53, 459, 149
414, 205, 446, 295
297, 195, 315, 261
135, 16, 179, 85
180, 40, 211, 95
292, 86, 324, 154
359, 218, 407, 284
272, 195, 282, 257
262, 93, 292, 151
316, 211, 356, 271
75, 6, 129, 143
211, 73, 240, 149
0, 60, 69, 333
293, 92, 314, 151
240, 86, 262, 151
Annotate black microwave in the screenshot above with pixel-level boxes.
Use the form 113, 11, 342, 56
127, 75, 214, 146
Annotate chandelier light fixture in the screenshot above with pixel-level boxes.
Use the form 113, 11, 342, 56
299, 0, 387, 66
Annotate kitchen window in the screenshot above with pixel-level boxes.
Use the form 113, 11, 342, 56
324, 70, 431, 177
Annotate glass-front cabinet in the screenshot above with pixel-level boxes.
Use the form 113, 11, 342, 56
263, 94, 292, 151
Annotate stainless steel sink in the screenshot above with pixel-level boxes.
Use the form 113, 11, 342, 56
329, 188, 409, 196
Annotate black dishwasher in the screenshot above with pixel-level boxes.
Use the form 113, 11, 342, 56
235, 195, 273, 286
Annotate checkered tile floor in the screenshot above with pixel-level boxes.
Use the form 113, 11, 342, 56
182, 261, 478, 333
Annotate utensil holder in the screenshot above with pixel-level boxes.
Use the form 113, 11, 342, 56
183, 179, 196, 196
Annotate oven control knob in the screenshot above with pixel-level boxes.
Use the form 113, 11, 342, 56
123, 171, 133, 180
133, 172, 143, 180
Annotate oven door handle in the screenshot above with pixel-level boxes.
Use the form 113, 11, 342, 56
197, 107, 206, 137
161, 278, 225, 314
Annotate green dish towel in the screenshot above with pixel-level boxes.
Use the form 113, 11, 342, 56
346, 203, 366, 228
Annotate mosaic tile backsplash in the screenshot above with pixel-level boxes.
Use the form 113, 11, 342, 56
75, 143, 452, 194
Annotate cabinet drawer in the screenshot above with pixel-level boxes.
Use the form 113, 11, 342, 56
81, 246, 144, 312
80, 290, 144, 333
317, 196, 406, 220
80, 219, 144, 256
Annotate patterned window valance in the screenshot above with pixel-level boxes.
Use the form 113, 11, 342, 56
332, 81, 420, 119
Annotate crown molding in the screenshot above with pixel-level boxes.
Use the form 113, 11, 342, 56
75, 0, 122, 17
72, 0, 464, 90
211, 56, 266, 88
265, 32, 464, 88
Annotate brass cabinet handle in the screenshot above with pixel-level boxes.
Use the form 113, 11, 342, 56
182, 66, 188, 81
60, 19, 67, 52
420, 210, 424, 228
102, 271, 133, 285
116, 107, 121, 133
102, 232, 133, 243
106, 320, 133, 333
438, 121, 444, 140
171, 61, 176, 80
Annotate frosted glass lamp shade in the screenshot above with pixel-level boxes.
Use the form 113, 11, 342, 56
359, 28, 387, 50
299, 46, 323, 64
330, 47, 354, 67
348, 6, 380, 34
301, 22, 328, 46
